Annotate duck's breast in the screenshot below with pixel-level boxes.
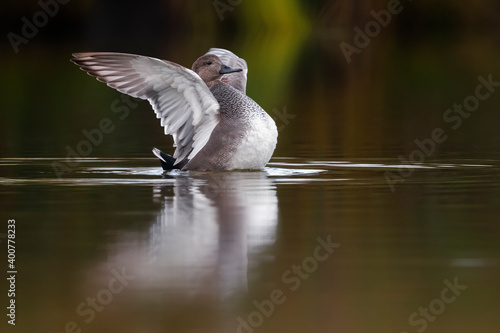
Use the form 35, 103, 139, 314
226, 110, 277, 170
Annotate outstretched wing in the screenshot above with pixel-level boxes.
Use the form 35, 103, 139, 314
205, 48, 248, 93
71, 52, 220, 164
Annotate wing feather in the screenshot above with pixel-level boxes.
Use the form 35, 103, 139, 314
72, 52, 220, 165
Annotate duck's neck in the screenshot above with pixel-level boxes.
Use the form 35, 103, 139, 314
205, 78, 223, 89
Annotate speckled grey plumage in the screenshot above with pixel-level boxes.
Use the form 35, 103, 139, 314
182, 81, 267, 171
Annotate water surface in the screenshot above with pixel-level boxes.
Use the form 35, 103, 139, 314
1, 157, 499, 333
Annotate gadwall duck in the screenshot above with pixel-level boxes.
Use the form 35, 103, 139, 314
71, 48, 278, 172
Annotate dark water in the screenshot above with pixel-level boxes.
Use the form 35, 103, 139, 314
1, 157, 499, 332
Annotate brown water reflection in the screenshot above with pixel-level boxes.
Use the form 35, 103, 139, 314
1, 157, 500, 332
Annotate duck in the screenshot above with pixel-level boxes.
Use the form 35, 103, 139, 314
71, 48, 278, 172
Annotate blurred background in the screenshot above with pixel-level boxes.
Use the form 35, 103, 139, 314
2, 0, 500, 160
1, 1, 500, 333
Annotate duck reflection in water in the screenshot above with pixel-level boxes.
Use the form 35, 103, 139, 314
87, 171, 278, 329
148, 172, 277, 302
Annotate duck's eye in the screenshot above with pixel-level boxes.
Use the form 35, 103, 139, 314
205, 61, 212, 65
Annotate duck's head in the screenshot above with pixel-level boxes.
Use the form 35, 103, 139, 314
192, 54, 242, 88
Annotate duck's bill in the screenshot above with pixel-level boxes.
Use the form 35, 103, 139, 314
219, 64, 243, 74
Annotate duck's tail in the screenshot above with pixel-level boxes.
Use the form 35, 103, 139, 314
152, 147, 186, 171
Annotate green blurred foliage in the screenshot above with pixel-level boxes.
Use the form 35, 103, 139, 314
1, 0, 500, 159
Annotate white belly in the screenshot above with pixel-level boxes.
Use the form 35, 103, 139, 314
228, 113, 278, 170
